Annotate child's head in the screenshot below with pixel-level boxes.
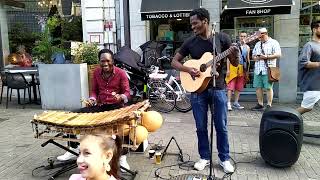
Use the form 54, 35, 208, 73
77, 134, 121, 179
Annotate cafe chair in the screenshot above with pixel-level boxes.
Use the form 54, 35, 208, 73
0, 71, 13, 104
5, 72, 32, 109
35, 75, 41, 101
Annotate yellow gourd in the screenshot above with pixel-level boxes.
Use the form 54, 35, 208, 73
130, 125, 148, 144
141, 111, 163, 132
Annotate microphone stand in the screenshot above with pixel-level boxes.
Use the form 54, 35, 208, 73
208, 23, 218, 180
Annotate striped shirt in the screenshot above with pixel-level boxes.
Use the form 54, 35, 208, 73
252, 37, 281, 75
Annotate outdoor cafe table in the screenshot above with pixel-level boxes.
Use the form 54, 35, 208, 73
4, 67, 40, 105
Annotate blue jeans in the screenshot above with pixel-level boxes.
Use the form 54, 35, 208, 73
190, 88, 230, 161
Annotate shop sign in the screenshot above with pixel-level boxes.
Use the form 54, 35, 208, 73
240, 0, 273, 4
141, 11, 190, 20
245, 8, 272, 15
225, 6, 291, 16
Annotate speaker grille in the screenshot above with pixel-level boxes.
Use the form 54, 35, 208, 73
294, 125, 300, 135
261, 130, 298, 167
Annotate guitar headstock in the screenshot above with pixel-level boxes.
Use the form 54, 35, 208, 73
227, 44, 240, 67
243, 31, 261, 44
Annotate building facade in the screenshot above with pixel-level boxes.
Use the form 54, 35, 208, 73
121, 0, 304, 103
79, 0, 317, 103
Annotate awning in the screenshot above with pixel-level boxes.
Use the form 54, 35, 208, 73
222, 0, 294, 17
4, 0, 25, 9
140, 0, 200, 20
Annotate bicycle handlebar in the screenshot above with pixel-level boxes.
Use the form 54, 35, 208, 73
157, 56, 172, 62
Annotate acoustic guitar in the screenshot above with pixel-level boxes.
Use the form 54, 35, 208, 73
180, 32, 261, 93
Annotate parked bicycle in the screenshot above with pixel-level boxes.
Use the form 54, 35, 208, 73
120, 63, 176, 113
147, 56, 192, 113
166, 69, 192, 113
114, 46, 191, 113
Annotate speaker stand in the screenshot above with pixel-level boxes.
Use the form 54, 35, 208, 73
161, 136, 184, 162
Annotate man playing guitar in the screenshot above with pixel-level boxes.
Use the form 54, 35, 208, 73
171, 8, 237, 173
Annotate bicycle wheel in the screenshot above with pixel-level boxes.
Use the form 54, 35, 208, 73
148, 80, 176, 113
173, 82, 192, 113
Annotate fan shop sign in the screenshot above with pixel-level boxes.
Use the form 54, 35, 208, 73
141, 11, 190, 20
246, 8, 271, 15
230, 6, 291, 16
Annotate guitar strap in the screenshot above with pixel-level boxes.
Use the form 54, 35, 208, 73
260, 41, 269, 68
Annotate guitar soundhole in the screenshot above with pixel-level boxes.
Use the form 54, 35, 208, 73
200, 64, 207, 72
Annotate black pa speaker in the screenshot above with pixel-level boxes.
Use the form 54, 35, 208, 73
259, 106, 303, 167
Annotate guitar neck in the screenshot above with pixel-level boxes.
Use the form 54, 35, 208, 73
205, 48, 233, 67
204, 32, 260, 68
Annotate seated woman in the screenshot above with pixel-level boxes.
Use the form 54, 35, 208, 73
69, 134, 121, 180
16, 45, 32, 67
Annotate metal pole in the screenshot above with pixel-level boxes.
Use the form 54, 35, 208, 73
123, 0, 131, 48
115, 0, 121, 51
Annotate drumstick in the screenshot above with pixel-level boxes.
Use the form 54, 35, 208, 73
80, 98, 91, 106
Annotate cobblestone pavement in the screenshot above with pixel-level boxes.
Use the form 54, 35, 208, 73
0, 101, 319, 180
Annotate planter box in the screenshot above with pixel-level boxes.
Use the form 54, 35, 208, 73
88, 64, 99, 93
38, 63, 89, 110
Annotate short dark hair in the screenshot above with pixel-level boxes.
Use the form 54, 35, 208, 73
190, 8, 210, 23
311, 20, 320, 30
239, 31, 247, 34
98, 49, 114, 60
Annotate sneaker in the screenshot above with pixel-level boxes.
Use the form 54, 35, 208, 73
251, 103, 264, 111
266, 105, 272, 109
194, 159, 209, 171
227, 102, 232, 111
57, 147, 79, 161
120, 155, 130, 172
233, 102, 244, 109
218, 159, 235, 173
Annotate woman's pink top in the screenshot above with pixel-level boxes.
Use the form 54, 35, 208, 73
69, 174, 117, 180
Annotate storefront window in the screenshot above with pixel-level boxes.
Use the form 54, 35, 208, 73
299, 0, 320, 54
235, 16, 274, 92
149, 19, 192, 57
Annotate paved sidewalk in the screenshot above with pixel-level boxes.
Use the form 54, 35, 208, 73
0, 101, 319, 180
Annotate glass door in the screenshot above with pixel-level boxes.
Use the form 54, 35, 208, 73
235, 16, 274, 93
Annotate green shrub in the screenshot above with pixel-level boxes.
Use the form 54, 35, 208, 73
73, 43, 99, 65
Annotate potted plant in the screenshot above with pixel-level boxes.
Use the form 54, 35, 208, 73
72, 42, 99, 65
32, 16, 66, 64
72, 42, 100, 93
36, 16, 89, 110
